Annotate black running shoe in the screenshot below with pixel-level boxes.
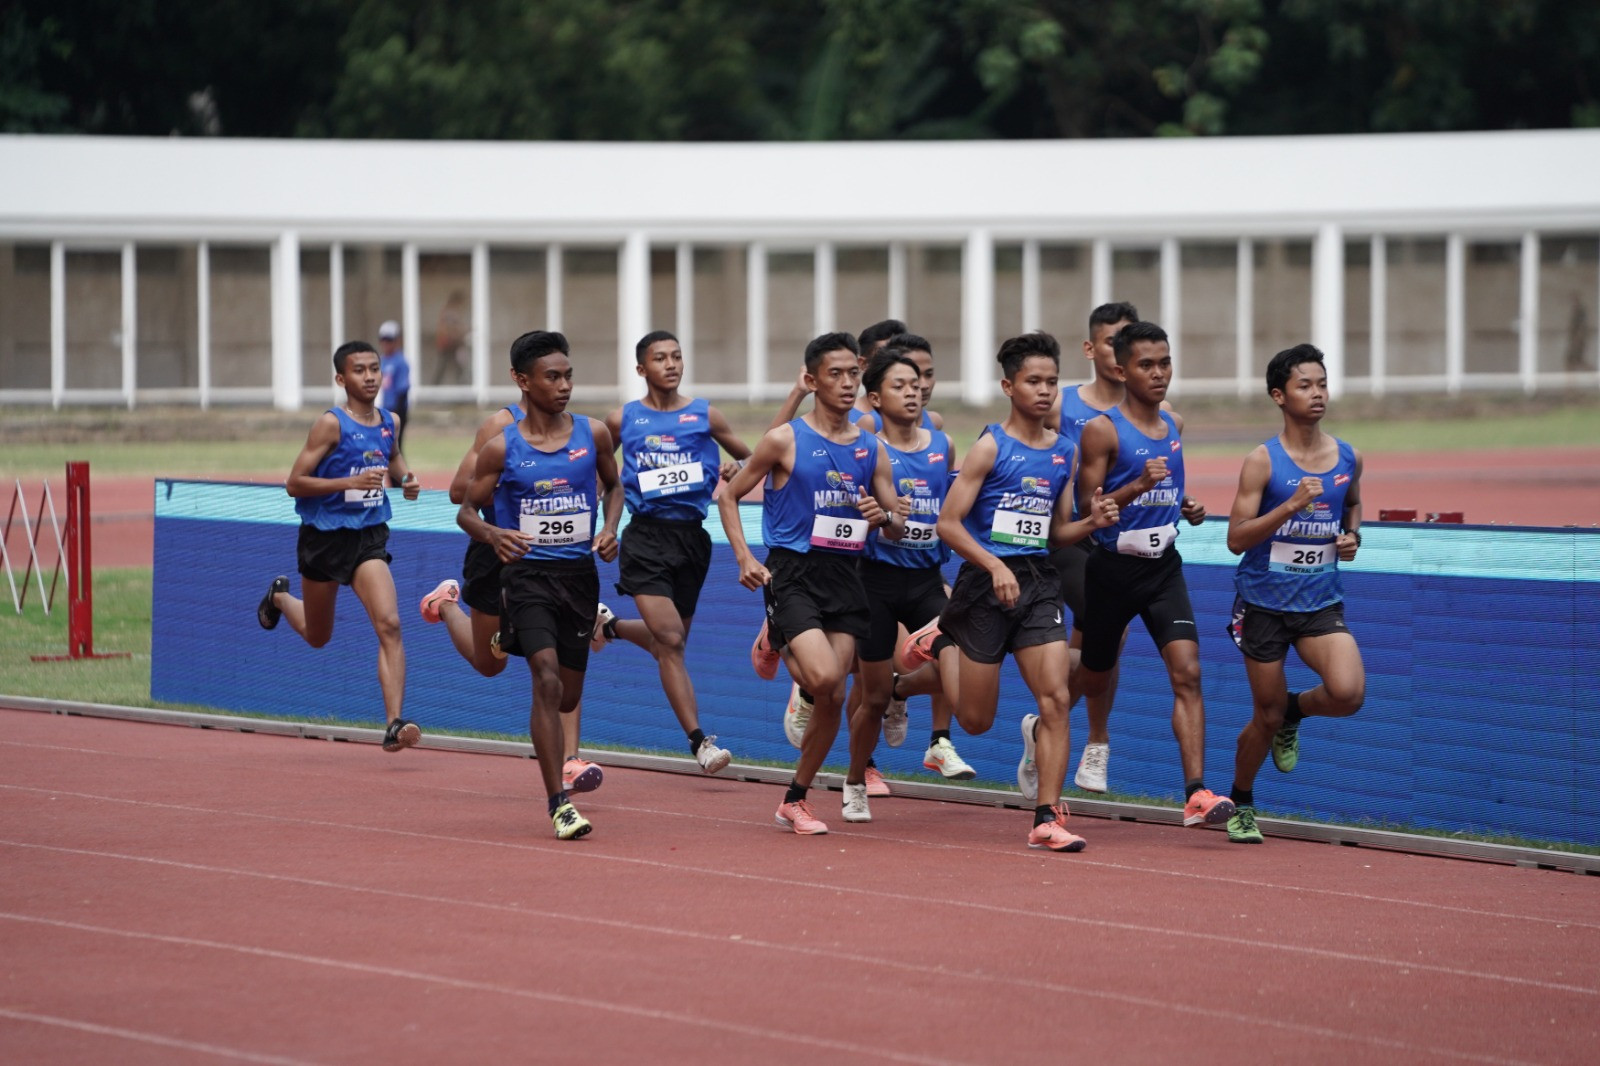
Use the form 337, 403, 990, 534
257, 576, 289, 630
383, 718, 421, 752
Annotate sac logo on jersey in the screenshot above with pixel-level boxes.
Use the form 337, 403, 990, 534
826, 470, 844, 489
1020, 476, 1050, 495
645, 434, 677, 451
361, 449, 386, 465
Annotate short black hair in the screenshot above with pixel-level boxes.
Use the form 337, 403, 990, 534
862, 348, 922, 395
995, 332, 1060, 380
1088, 302, 1139, 338
510, 330, 570, 374
804, 331, 860, 373
858, 319, 908, 354
635, 329, 678, 364
1110, 321, 1169, 366
333, 340, 377, 374
1266, 343, 1326, 395
886, 331, 932, 356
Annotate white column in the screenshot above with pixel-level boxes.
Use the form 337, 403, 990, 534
814, 241, 836, 336
1518, 232, 1539, 394
1370, 236, 1387, 398
1160, 237, 1181, 392
271, 231, 302, 412
1445, 233, 1465, 396
329, 242, 344, 357
746, 242, 768, 403
1235, 238, 1254, 398
197, 242, 211, 410
471, 242, 491, 406
1091, 239, 1112, 308
49, 241, 64, 409
887, 241, 908, 322
121, 242, 136, 409
675, 242, 695, 394
1312, 223, 1346, 399
960, 229, 995, 406
619, 231, 650, 401
401, 243, 420, 403
545, 245, 563, 332
1021, 239, 1041, 332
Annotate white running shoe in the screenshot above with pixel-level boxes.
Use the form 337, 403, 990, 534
1017, 713, 1039, 802
1074, 742, 1110, 793
883, 685, 908, 748
923, 737, 977, 780
590, 602, 616, 653
783, 682, 813, 748
841, 782, 872, 823
695, 735, 732, 775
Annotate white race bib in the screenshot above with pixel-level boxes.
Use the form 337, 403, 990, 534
811, 514, 868, 552
519, 511, 592, 547
1116, 523, 1177, 558
991, 508, 1047, 549
898, 519, 940, 549
343, 468, 386, 508
1269, 540, 1335, 574
637, 461, 704, 500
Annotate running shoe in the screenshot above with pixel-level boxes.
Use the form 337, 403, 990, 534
382, 718, 421, 753
419, 578, 459, 623
1183, 788, 1236, 827
257, 575, 288, 630
783, 682, 813, 748
751, 620, 780, 681
1027, 805, 1087, 852
590, 602, 616, 653
552, 801, 592, 840
841, 782, 872, 823
900, 617, 942, 668
1228, 805, 1264, 844
1017, 713, 1039, 803
694, 735, 732, 775
864, 765, 892, 797
1074, 742, 1110, 794
563, 756, 604, 794
1272, 722, 1300, 773
775, 798, 829, 835
883, 685, 908, 748
923, 737, 977, 780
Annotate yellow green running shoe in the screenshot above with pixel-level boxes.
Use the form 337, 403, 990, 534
552, 801, 592, 840
1228, 806, 1264, 844
1271, 722, 1300, 772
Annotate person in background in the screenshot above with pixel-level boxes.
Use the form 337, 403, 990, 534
377, 320, 411, 481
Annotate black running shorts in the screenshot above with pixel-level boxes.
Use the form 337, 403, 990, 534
1079, 546, 1199, 673
460, 539, 504, 615
1049, 538, 1093, 629
296, 523, 391, 586
500, 556, 600, 672
857, 558, 948, 662
615, 514, 713, 619
1227, 596, 1351, 664
939, 555, 1065, 666
762, 548, 870, 652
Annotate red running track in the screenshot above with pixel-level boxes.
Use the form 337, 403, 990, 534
2, 709, 1596, 1065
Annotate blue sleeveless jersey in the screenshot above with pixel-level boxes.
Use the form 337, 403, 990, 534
619, 397, 719, 521
856, 408, 938, 434
1234, 437, 1357, 612
1058, 387, 1113, 518
1091, 408, 1186, 557
478, 402, 525, 523
294, 407, 395, 531
963, 424, 1075, 558
865, 429, 953, 568
762, 419, 880, 555
492, 415, 599, 561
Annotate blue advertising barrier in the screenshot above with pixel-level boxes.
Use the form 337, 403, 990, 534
151, 479, 1599, 846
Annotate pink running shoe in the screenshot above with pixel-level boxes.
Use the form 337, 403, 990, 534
1027, 805, 1087, 852
775, 798, 829, 835
863, 765, 892, 797
419, 578, 460, 623
751, 620, 780, 681
562, 756, 604, 794
1183, 788, 1236, 827
900, 617, 942, 668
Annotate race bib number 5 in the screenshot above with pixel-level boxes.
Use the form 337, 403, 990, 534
519, 511, 593, 547
811, 514, 868, 551
344, 467, 386, 508
1269, 540, 1335, 574
1116, 523, 1177, 558
991, 508, 1047, 549
637, 461, 704, 500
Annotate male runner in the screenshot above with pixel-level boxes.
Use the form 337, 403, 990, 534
257, 340, 423, 753
718, 332, 905, 834
467, 331, 622, 840
1223, 344, 1366, 843
602, 329, 752, 775
1075, 321, 1234, 829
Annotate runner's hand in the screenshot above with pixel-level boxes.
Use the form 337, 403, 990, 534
1180, 494, 1205, 525
738, 556, 771, 591
592, 529, 619, 563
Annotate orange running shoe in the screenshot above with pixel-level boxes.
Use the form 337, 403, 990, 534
775, 798, 829, 835
751, 620, 780, 681
562, 756, 604, 794
900, 617, 942, 668
864, 765, 892, 797
1027, 805, 1087, 852
419, 578, 459, 623
1183, 788, 1236, 827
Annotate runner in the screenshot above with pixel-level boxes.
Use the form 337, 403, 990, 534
257, 340, 423, 754
1223, 344, 1366, 843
